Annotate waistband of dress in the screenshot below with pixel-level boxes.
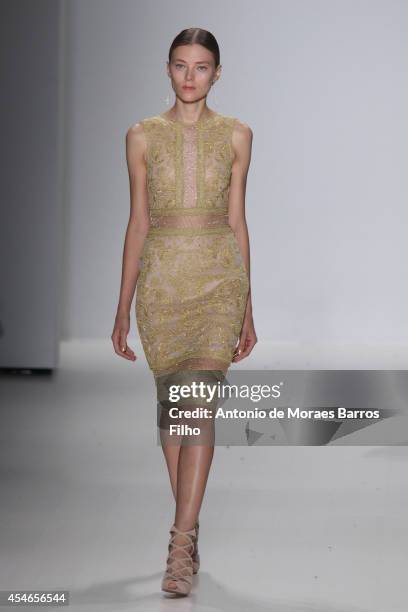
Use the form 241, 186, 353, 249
147, 210, 231, 234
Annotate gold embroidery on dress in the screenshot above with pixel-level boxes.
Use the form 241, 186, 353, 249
136, 112, 249, 377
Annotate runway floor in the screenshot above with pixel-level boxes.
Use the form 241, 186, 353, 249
0, 339, 407, 611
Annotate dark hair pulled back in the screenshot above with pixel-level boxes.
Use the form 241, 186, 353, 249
168, 28, 220, 68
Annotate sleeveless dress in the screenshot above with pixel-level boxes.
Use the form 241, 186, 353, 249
135, 111, 250, 386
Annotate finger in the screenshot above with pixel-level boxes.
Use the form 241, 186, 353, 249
111, 333, 121, 354
234, 341, 256, 361
233, 338, 254, 361
233, 334, 248, 354
233, 336, 247, 352
123, 345, 137, 360
232, 345, 246, 361
114, 342, 135, 361
119, 338, 134, 356
112, 332, 135, 361
119, 331, 128, 353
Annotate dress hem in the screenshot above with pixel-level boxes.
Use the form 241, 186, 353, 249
152, 354, 231, 378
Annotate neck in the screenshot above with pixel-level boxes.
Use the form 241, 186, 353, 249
168, 103, 212, 124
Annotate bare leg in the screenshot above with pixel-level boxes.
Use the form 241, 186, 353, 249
158, 369, 223, 591
160, 408, 215, 517
161, 438, 204, 524
161, 444, 180, 502
162, 437, 214, 592
174, 443, 214, 530
160, 411, 214, 511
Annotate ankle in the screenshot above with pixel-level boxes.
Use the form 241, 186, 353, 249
174, 521, 196, 532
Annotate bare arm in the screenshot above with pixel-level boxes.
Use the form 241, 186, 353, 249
228, 119, 258, 362
111, 122, 150, 361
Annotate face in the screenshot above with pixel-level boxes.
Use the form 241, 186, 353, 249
167, 43, 221, 102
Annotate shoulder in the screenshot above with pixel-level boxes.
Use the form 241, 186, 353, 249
126, 114, 163, 138
125, 119, 153, 164
231, 117, 253, 141
214, 113, 253, 143
126, 120, 145, 140
227, 117, 253, 160
126, 115, 166, 158
125, 122, 145, 158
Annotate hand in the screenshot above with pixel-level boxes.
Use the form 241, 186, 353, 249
111, 312, 137, 361
232, 314, 257, 363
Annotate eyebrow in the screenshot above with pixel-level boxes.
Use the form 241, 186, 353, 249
173, 59, 211, 64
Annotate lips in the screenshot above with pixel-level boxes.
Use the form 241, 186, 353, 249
182, 86, 195, 90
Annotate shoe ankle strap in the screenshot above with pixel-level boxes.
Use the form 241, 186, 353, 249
170, 524, 197, 537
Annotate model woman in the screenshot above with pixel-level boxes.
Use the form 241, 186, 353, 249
111, 27, 257, 597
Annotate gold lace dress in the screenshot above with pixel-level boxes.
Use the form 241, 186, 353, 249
135, 111, 250, 384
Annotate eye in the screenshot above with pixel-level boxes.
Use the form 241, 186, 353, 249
175, 63, 185, 69
197, 66, 208, 71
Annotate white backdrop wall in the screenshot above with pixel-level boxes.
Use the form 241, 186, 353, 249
62, 0, 408, 354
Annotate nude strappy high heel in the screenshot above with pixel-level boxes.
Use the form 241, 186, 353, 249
192, 520, 200, 574
161, 524, 197, 596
